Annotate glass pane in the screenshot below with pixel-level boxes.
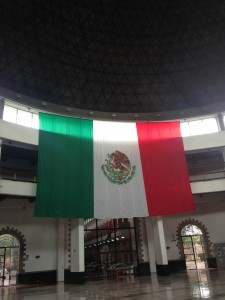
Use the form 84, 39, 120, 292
186, 254, 195, 261
0, 235, 19, 247
10, 256, 19, 270
203, 118, 218, 134
181, 225, 202, 236
180, 122, 190, 137
17, 110, 32, 127
184, 248, 193, 254
3, 106, 17, 123
189, 120, 204, 136
182, 236, 192, 250
11, 248, 19, 256
32, 113, 39, 129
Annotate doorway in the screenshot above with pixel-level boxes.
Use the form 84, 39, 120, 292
84, 218, 138, 279
0, 234, 20, 286
181, 225, 206, 270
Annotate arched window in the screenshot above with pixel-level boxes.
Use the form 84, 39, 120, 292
0, 234, 20, 286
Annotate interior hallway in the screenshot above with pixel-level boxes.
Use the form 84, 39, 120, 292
1, 269, 225, 299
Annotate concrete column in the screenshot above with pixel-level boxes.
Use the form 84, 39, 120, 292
152, 216, 169, 275
70, 218, 85, 283
0, 98, 4, 119
218, 113, 225, 131
145, 217, 157, 273
222, 148, 225, 163
57, 219, 65, 282
0, 139, 2, 162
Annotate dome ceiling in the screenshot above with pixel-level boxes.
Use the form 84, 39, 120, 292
0, 0, 225, 114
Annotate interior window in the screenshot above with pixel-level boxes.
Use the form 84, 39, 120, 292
3, 106, 17, 123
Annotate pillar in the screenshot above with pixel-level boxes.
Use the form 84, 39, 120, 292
0, 98, 4, 119
57, 219, 65, 282
218, 113, 225, 131
145, 217, 157, 273
145, 216, 169, 276
152, 216, 169, 276
69, 218, 85, 283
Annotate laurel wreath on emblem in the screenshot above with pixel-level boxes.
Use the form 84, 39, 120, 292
101, 150, 136, 185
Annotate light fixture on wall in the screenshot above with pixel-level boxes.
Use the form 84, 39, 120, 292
171, 234, 176, 241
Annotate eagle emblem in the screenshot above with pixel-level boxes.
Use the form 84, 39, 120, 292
101, 150, 136, 185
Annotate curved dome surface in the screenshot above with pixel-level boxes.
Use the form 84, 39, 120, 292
0, 0, 225, 114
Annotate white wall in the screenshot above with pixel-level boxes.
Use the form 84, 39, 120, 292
183, 131, 225, 152
0, 198, 57, 272
0, 120, 38, 145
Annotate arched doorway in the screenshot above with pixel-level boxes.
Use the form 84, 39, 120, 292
0, 234, 20, 286
181, 224, 206, 270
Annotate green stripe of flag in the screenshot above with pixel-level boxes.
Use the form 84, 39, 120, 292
34, 113, 94, 218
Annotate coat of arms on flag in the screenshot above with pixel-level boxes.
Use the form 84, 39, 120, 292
101, 150, 136, 185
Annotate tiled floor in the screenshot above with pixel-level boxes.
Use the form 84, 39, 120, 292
1, 269, 225, 299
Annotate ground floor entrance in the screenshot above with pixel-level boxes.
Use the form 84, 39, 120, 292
84, 218, 138, 279
0, 234, 20, 286
181, 224, 206, 270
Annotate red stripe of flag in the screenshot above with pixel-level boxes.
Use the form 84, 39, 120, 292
136, 122, 195, 216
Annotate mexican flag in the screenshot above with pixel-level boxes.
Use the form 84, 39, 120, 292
34, 113, 195, 219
